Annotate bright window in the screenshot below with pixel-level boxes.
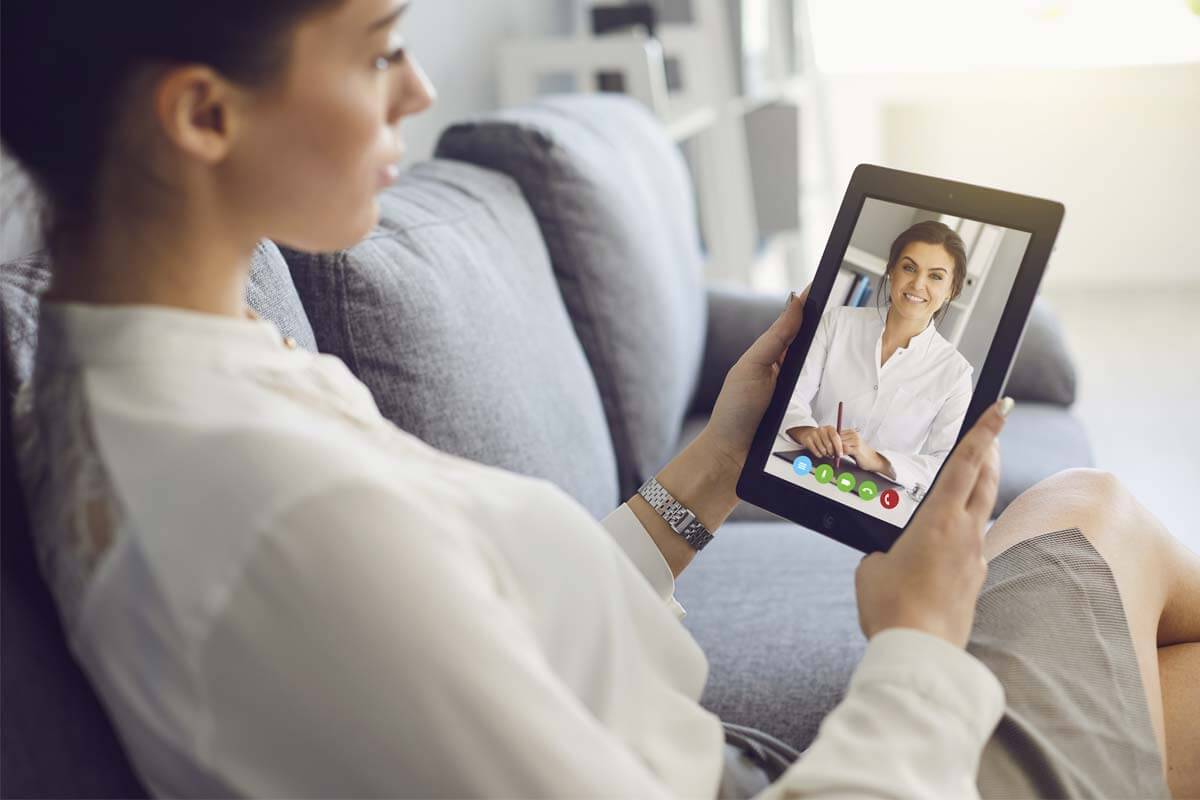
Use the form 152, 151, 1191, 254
808, 0, 1200, 73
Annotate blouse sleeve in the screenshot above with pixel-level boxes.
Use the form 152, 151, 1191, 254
876, 367, 974, 492
195, 479, 1004, 799
601, 503, 687, 620
780, 308, 836, 433
759, 629, 1005, 800
197, 479, 678, 798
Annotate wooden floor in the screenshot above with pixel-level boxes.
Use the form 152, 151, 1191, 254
1041, 286, 1200, 554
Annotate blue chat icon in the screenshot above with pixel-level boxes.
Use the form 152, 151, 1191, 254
792, 455, 813, 476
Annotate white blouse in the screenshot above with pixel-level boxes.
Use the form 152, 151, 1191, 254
781, 305, 974, 493
13, 302, 1003, 798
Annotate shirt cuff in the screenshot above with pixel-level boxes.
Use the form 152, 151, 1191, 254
854, 628, 1005, 744
874, 448, 920, 491
600, 503, 687, 620
781, 411, 818, 433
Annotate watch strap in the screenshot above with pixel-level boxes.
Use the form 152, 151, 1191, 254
636, 476, 714, 551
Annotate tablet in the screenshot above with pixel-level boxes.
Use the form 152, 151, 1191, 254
736, 164, 1064, 553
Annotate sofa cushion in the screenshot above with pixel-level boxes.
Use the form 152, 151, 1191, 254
0, 240, 313, 798
675, 521, 866, 753
1006, 297, 1077, 407
436, 94, 708, 497
690, 283, 786, 417
279, 159, 619, 518
244, 239, 319, 352
994, 402, 1093, 514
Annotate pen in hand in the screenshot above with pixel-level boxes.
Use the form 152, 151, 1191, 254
835, 400, 843, 470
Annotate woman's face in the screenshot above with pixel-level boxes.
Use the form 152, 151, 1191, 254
888, 241, 956, 325
225, 0, 434, 253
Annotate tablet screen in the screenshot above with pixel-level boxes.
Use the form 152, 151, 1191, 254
764, 196, 1032, 527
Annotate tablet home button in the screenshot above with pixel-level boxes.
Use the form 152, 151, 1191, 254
822, 513, 835, 529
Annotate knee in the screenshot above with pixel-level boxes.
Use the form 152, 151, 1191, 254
1012, 468, 1132, 526
987, 469, 1141, 561
1031, 468, 1126, 502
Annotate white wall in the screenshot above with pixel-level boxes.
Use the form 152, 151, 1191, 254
823, 63, 1200, 291
399, 0, 572, 163
0, 0, 573, 264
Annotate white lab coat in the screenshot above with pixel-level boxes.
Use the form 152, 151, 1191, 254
781, 305, 974, 493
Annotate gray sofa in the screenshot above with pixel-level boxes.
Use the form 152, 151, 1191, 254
0, 94, 1092, 797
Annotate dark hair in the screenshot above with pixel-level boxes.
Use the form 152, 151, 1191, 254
878, 220, 968, 322
1, 0, 343, 259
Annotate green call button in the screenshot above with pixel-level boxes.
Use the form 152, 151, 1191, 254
857, 480, 879, 501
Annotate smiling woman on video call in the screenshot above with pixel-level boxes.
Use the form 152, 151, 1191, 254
4, 0, 1199, 798
783, 221, 973, 494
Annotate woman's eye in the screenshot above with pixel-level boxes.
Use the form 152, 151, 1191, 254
904, 264, 915, 272
373, 45, 407, 71
932, 273, 943, 280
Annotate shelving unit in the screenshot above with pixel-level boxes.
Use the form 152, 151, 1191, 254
842, 244, 886, 277
497, 0, 835, 289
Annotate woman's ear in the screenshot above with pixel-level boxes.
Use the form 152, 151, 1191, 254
153, 64, 242, 166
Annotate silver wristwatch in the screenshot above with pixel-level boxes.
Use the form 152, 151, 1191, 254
636, 476, 714, 551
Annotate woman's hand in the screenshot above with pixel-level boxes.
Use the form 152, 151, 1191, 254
854, 398, 1012, 648
788, 425, 844, 460
838, 429, 890, 475
700, 287, 810, 476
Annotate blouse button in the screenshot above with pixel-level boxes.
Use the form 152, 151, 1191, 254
283, 336, 298, 350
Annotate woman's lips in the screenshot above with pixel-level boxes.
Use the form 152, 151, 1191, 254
377, 162, 401, 188
903, 292, 927, 304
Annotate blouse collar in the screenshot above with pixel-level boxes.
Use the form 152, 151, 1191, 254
876, 308, 942, 359
906, 317, 941, 357
34, 301, 293, 371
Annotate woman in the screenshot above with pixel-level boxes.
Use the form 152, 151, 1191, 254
3, 1, 1197, 798
783, 222, 973, 497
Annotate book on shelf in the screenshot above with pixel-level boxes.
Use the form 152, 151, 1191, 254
829, 268, 857, 307
847, 273, 871, 307
829, 269, 875, 307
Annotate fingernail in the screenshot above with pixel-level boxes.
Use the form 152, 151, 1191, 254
998, 396, 1014, 417
786, 290, 797, 308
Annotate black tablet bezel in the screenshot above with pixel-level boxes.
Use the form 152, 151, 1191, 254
736, 163, 1064, 553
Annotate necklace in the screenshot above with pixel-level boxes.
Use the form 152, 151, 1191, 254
243, 306, 298, 350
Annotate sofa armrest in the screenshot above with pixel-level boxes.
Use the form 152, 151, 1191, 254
1006, 297, 1077, 407
688, 283, 784, 416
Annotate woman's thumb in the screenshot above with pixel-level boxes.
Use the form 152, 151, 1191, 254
783, 285, 810, 315
748, 285, 810, 367
855, 551, 881, 581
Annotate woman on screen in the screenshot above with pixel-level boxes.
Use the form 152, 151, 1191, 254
783, 221, 973, 495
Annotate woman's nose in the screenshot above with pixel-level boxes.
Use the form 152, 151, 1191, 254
388, 54, 437, 124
